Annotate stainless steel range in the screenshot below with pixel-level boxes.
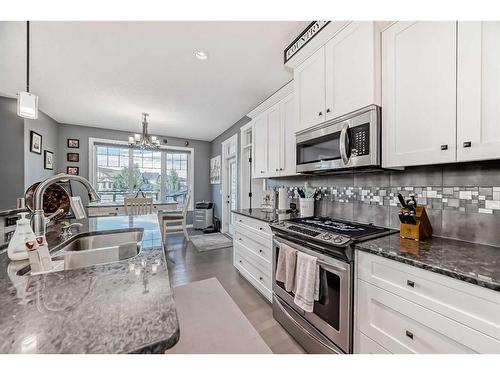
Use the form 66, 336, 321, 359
270, 217, 394, 354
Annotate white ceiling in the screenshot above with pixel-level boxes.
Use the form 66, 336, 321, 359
0, 21, 308, 141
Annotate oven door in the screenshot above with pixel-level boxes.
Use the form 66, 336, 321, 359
272, 236, 351, 353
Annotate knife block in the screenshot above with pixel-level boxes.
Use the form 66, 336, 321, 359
400, 205, 432, 241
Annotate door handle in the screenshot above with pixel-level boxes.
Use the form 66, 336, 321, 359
339, 122, 350, 165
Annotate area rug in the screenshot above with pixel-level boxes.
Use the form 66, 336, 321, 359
190, 233, 233, 252
166, 278, 272, 354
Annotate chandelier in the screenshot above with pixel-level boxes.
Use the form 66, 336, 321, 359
128, 113, 160, 149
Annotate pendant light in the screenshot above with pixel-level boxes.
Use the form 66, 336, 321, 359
17, 21, 39, 119
128, 113, 161, 149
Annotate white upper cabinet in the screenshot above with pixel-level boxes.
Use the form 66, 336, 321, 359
252, 113, 268, 177
280, 93, 297, 176
294, 48, 326, 131
325, 21, 380, 121
382, 22, 457, 168
267, 105, 282, 174
457, 22, 500, 162
294, 21, 381, 133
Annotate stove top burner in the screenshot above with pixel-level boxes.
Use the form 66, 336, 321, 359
288, 217, 389, 239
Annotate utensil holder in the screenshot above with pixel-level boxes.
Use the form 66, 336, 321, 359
299, 198, 315, 217
400, 205, 432, 241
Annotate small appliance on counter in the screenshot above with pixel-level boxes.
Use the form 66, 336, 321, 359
194, 201, 213, 230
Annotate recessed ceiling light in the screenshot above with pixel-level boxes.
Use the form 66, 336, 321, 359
194, 51, 209, 60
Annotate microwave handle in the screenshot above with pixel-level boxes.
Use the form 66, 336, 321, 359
340, 122, 350, 165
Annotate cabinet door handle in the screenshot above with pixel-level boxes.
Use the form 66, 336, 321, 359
326, 108, 331, 113
238, 238, 242, 241
407, 280, 415, 288
440, 144, 448, 151
406, 330, 414, 340
318, 111, 323, 116
463, 141, 472, 148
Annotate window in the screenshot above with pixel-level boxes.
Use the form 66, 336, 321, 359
91, 139, 193, 207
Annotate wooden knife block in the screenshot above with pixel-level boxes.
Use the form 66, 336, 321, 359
400, 205, 432, 241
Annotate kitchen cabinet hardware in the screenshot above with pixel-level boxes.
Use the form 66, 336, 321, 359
239, 238, 242, 241
318, 111, 323, 116
259, 276, 263, 281
407, 280, 415, 288
326, 108, 331, 113
441, 145, 448, 151
259, 249, 263, 253
463, 141, 471, 148
239, 260, 242, 263
405, 330, 414, 340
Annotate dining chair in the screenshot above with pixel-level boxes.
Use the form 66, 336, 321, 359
124, 197, 153, 215
162, 192, 191, 241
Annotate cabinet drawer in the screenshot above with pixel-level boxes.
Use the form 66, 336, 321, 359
234, 245, 272, 300
234, 229, 272, 264
357, 251, 500, 340
357, 279, 500, 353
356, 330, 391, 354
234, 214, 273, 238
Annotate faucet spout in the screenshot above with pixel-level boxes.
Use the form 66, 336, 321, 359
31, 173, 100, 236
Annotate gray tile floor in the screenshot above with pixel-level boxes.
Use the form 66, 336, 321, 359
164, 228, 305, 354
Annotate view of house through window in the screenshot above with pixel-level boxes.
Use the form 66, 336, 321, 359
94, 143, 191, 204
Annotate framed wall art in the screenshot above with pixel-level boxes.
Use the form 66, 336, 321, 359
67, 138, 80, 148
30, 131, 42, 154
44, 150, 54, 170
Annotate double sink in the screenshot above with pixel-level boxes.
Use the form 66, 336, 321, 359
18, 228, 144, 276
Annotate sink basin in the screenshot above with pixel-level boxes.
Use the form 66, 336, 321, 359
51, 229, 144, 271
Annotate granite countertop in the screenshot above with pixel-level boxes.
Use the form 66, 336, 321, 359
87, 200, 178, 208
232, 208, 300, 223
356, 233, 500, 292
0, 214, 179, 353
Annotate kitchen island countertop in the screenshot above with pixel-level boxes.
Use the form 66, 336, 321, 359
0, 214, 179, 353
231, 208, 300, 223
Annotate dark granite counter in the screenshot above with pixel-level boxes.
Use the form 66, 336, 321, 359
356, 233, 500, 292
232, 208, 299, 223
0, 214, 179, 353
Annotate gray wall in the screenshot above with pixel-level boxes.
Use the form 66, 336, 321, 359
0, 97, 25, 210
210, 116, 252, 219
56, 122, 211, 208
268, 161, 500, 247
24, 110, 58, 189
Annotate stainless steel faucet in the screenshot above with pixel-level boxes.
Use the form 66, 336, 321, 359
31, 173, 100, 237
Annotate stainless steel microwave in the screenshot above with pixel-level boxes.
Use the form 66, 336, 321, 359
296, 105, 381, 174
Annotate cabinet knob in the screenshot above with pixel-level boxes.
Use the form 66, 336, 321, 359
440, 144, 448, 151
259, 227, 263, 231
259, 276, 263, 281
463, 141, 472, 148
318, 111, 323, 116
407, 280, 415, 288
326, 108, 331, 113
406, 330, 414, 340
239, 238, 242, 241
275, 168, 279, 171
260, 170, 264, 173
259, 249, 263, 253
239, 260, 242, 263
279, 168, 283, 171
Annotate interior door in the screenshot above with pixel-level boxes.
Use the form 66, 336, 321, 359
294, 47, 326, 132
227, 157, 237, 235
382, 21, 457, 168
252, 113, 268, 177
267, 105, 281, 176
325, 21, 378, 120
457, 22, 500, 162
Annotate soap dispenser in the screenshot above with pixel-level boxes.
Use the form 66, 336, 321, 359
7, 212, 36, 261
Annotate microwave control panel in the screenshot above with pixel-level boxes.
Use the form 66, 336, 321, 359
350, 123, 370, 157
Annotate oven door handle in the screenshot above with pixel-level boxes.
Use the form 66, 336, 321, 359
340, 121, 350, 166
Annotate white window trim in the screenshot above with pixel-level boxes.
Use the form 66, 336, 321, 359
89, 137, 195, 210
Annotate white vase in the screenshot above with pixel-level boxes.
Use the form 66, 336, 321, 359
299, 198, 315, 217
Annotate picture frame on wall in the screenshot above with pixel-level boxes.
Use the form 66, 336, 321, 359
67, 139, 80, 148
44, 150, 54, 170
67, 152, 79, 162
67, 166, 79, 176
210, 155, 221, 184
30, 131, 42, 154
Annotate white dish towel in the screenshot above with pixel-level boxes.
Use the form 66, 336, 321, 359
275, 243, 297, 292
293, 252, 320, 313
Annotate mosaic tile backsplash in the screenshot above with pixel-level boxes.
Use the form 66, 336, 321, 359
267, 161, 500, 247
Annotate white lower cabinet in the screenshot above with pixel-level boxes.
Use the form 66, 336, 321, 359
355, 251, 500, 354
233, 214, 273, 301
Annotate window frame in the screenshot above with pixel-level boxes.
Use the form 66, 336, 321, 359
89, 137, 194, 210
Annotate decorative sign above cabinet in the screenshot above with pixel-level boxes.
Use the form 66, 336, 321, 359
284, 21, 330, 63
